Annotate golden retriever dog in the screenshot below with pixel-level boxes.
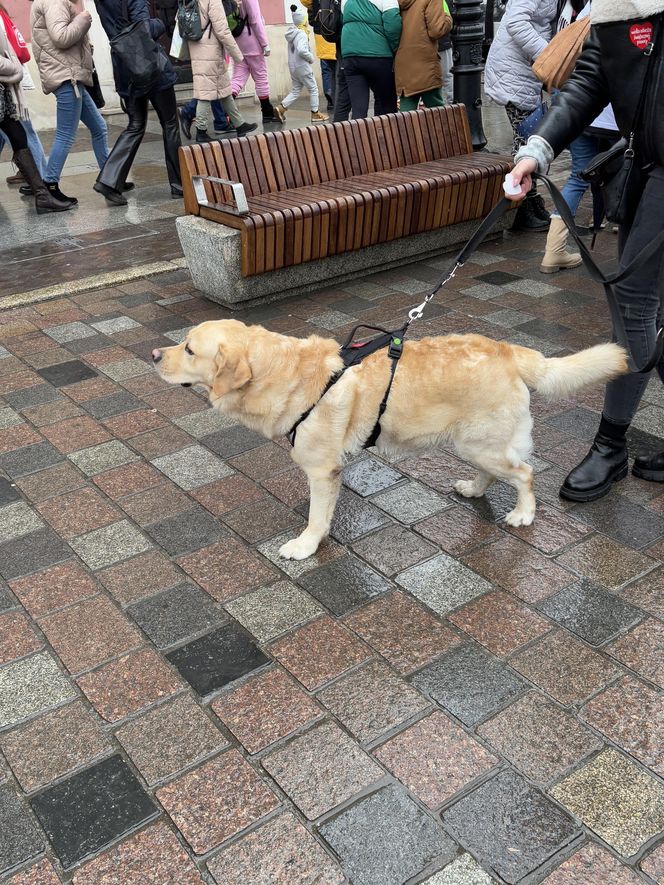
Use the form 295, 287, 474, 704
152, 320, 626, 560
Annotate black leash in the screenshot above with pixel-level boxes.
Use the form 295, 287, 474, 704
288, 172, 664, 448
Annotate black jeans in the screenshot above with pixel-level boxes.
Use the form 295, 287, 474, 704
343, 55, 397, 119
333, 43, 352, 122
97, 85, 181, 191
0, 116, 28, 152
603, 166, 664, 424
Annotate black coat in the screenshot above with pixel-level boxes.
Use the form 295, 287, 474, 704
93, 0, 177, 96
536, 15, 664, 168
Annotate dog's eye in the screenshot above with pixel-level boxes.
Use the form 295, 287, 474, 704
184, 344, 194, 356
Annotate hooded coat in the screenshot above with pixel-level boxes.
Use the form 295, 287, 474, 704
285, 23, 314, 76
395, 0, 451, 96
188, 0, 243, 100
484, 0, 558, 110
30, 0, 93, 95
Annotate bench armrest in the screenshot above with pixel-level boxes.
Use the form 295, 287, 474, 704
192, 175, 250, 216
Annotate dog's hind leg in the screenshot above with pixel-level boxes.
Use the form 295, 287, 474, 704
279, 466, 342, 560
454, 471, 494, 499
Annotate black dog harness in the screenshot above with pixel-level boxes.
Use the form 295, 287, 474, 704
287, 324, 407, 448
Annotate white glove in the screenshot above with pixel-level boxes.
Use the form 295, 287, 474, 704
263, 44, 271, 56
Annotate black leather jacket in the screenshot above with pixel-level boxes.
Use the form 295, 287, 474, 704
536, 15, 664, 167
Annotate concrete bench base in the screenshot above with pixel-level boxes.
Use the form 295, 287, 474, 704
176, 213, 516, 309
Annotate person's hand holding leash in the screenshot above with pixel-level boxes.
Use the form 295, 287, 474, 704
504, 157, 538, 200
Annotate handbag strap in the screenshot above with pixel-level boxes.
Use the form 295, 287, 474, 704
627, 17, 660, 147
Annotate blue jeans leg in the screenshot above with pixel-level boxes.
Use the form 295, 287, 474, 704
45, 82, 83, 183
181, 98, 197, 122
556, 133, 599, 217
23, 119, 48, 178
80, 87, 109, 169
211, 100, 227, 129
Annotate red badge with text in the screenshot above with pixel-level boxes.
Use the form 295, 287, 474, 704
630, 22, 653, 50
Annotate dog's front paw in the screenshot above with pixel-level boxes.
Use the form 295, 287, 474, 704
454, 479, 483, 499
504, 508, 535, 527
278, 535, 319, 561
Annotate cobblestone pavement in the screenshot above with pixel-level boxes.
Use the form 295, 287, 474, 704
0, 220, 663, 885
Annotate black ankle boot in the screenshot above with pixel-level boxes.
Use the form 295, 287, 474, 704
12, 149, 73, 215
633, 450, 664, 481
46, 182, 77, 205
560, 417, 629, 502
260, 97, 278, 123
513, 195, 551, 232
195, 129, 215, 143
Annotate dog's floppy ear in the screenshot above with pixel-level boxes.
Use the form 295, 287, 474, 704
212, 342, 252, 397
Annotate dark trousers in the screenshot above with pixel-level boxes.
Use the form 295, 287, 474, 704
0, 117, 28, 152
343, 55, 397, 119
180, 97, 228, 130
603, 166, 664, 425
98, 85, 181, 191
321, 59, 336, 105
333, 47, 352, 122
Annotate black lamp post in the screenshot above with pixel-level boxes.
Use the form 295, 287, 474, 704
450, 0, 487, 151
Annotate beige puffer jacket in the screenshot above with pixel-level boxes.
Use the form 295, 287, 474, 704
30, 0, 93, 95
188, 0, 243, 101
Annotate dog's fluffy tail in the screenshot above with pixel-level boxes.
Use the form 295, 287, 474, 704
511, 342, 628, 400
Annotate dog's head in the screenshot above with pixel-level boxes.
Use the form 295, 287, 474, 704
152, 319, 253, 400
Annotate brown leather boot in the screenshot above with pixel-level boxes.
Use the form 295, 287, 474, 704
13, 149, 73, 215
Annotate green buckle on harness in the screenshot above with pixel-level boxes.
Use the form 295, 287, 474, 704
388, 337, 403, 359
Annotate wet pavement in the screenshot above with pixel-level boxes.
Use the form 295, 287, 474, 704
0, 100, 663, 885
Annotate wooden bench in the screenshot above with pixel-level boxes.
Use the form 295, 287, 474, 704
177, 105, 514, 304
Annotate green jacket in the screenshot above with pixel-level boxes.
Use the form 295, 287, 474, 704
341, 0, 402, 58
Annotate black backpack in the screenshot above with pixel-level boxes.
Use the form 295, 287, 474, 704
177, 0, 207, 40
222, 0, 249, 37
316, 0, 342, 42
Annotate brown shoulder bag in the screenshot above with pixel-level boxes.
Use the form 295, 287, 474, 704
532, 16, 591, 92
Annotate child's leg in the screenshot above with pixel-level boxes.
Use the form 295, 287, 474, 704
194, 99, 212, 132
220, 95, 245, 127
303, 69, 319, 112
422, 87, 445, 107
247, 54, 270, 100
231, 57, 251, 97
282, 75, 304, 110
399, 94, 419, 112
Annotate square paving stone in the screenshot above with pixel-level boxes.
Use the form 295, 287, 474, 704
268, 616, 370, 690
422, 853, 494, 884
211, 666, 321, 754
222, 498, 303, 544
97, 358, 151, 382
641, 843, 664, 882
319, 659, 429, 744
9, 561, 99, 618
550, 749, 664, 857
616, 568, 664, 620
92, 461, 165, 501
298, 554, 391, 615
37, 361, 98, 388
228, 441, 293, 481
77, 648, 183, 722
208, 812, 344, 885
478, 692, 601, 786
97, 550, 182, 606
581, 676, 663, 774
256, 531, 344, 581
156, 749, 279, 854
449, 591, 550, 656
16, 462, 86, 503
538, 581, 642, 646
40, 415, 111, 454
117, 481, 190, 526
152, 446, 233, 490
0, 584, 17, 613
510, 629, 621, 705
442, 769, 580, 884
201, 425, 265, 458
396, 553, 491, 616
606, 619, 664, 687
0, 785, 44, 875
38, 595, 142, 674
127, 583, 226, 648
166, 623, 270, 696
375, 710, 498, 809
372, 480, 451, 523
129, 426, 193, 460
0, 443, 64, 479
90, 316, 141, 335
0, 528, 72, 580
5, 384, 59, 411
30, 754, 158, 869
505, 503, 591, 555
0, 651, 77, 728
412, 642, 526, 727
44, 322, 96, 343
352, 525, 438, 576
415, 506, 501, 556
319, 784, 455, 885
342, 457, 404, 496
68, 441, 139, 477
0, 700, 112, 792
344, 590, 460, 673
69, 520, 152, 570
0, 478, 21, 506
542, 843, 642, 884
145, 506, 227, 556
6, 857, 61, 884
115, 693, 227, 786
557, 535, 656, 590
70, 821, 203, 885
302, 489, 389, 544
173, 410, 236, 438
84, 392, 143, 420
0, 502, 44, 542
177, 538, 277, 602
225, 581, 323, 643
262, 720, 383, 819
37, 487, 121, 540
569, 495, 664, 549
0, 611, 42, 665
192, 473, 266, 517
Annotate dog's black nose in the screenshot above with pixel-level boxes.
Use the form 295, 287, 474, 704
152, 349, 162, 363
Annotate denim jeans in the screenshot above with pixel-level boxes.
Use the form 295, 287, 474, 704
320, 59, 336, 102
45, 82, 108, 184
181, 97, 228, 130
0, 118, 48, 177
